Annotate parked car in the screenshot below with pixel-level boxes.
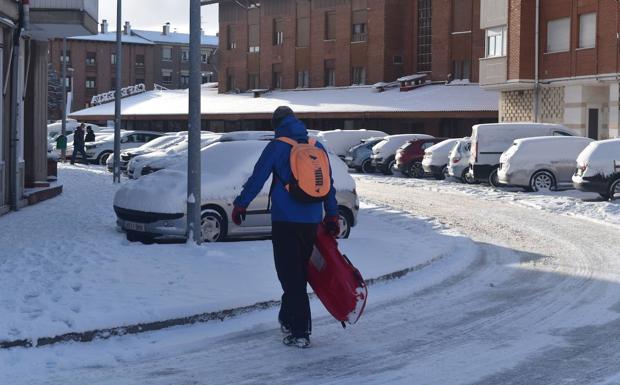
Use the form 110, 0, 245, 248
107, 132, 190, 173
394, 137, 446, 178
78, 130, 163, 165
573, 138, 620, 200
469, 123, 574, 186
498, 136, 593, 191
318, 130, 387, 158
421, 139, 460, 180
344, 137, 385, 173
371, 134, 434, 175
447, 137, 474, 183
114, 140, 359, 243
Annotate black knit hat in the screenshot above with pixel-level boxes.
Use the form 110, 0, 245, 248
271, 106, 295, 129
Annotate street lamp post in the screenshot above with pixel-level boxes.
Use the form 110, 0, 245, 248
113, 0, 122, 183
61, 38, 67, 163
187, 0, 202, 244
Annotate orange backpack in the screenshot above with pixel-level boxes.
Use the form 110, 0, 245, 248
277, 137, 332, 202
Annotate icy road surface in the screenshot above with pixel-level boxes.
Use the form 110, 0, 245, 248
7, 176, 620, 385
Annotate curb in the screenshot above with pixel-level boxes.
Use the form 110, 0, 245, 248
0, 254, 444, 350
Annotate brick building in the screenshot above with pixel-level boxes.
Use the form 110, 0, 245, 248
49, 21, 219, 112
218, 0, 486, 92
479, 0, 620, 139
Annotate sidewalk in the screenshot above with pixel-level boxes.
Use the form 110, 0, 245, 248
0, 165, 463, 345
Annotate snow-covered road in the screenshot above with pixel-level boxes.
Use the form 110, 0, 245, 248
7, 176, 620, 385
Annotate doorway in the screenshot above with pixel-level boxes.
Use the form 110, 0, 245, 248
588, 108, 599, 139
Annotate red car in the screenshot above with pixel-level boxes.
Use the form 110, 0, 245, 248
395, 138, 448, 178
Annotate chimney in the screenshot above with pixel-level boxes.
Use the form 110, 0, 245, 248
101, 19, 108, 34
124, 21, 131, 35
163, 22, 170, 35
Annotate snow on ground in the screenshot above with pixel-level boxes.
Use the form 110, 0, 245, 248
354, 173, 620, 227
0, 164, 462, 343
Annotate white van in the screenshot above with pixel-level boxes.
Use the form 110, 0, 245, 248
371, 134, 434, 175
498, 136, 593, 191
573, 139, 620, 200
421, 139, 460, 180
317, 129, 387, 158
469, 123, 574, 186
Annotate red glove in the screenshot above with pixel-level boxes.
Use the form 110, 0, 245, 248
322, 215, 340, 238
232, 205, 247, 225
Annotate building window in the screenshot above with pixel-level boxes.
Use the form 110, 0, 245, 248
181, 48, 189, 61
297, 17, 310, 47
273, 18, 284, 45
248, 23, 260, 52
452, 60, 470, 80
352, 10, 367, 42
202, 72, 213, 83
417, 0, 432, 72
110, 53, 116, 65
485, 26, 507, 57
227, 25, 237, 50
352, 67, 366, 85
325, 11, 336, 40
324, 59, 335, 86
61, 50, 71, 65
85, 77, 96, 89
85, 52, 96, 66
272, 63, 282, 89
135, 54, 145, 68
296, 70, 309, 88
579, 13, 596, 49
162, 46, 173, 61
201, 49, 210, 63
394, 55, 403, 65
248, 73, 260, 89
547, 17, 570, 53
162, 70, 172, 84
180, 72, 190, 88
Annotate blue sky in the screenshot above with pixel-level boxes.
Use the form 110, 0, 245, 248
98, 0, 220, 35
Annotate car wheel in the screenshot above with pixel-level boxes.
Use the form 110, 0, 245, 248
381, 158, 395, 175
609, 179, 620, 201
462, 169, 475, 184
408, 162, 424, 178
337, 208, 352, 239
488, 168, 501, 187
361, 159, 375, 174
530, 170, 556, 192
200, 209, 226, 242
598, 192, 611, 200
98, 151, 112, 166
433, 166, 448, 180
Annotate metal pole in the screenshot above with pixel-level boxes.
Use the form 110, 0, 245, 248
113, 0, 122, 183
9, 2, 23, 210
187, 0, 202, 244
61, 38, 67, 162
534, 0, 540, 123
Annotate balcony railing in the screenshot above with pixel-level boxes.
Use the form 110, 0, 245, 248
479, 56, 507, 87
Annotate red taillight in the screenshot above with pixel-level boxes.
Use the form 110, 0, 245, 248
452, 157, 461, 164
578, 163, 587, 172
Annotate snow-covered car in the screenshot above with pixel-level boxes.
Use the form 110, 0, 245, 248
317, 130, 387, 158
344, 137, 385, 173
421, 138, 460, 180
82, 130, 164, 165
114, 140, 359, 243
497, 136, 593, 191
107, 132, 190, 173
447, 137, 473, 183
469, 123, 574, 186
128, 131, 274, 179
371, 134, 434, 175
573, 138, 620, 200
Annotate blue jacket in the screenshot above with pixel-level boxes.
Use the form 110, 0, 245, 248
234, 116, 339, 223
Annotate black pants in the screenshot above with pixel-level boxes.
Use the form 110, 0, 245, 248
71, 146, 88, 164
272, 221, 318, 339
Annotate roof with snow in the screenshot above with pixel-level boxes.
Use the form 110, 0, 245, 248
67, 31, 218, 47
69, 83, 499, 120
68, 32, 154, 45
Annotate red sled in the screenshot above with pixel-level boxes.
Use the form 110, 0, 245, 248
307, 224, 368, 327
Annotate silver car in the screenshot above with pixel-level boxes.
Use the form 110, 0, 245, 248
498, 136, 593, 191
447, 137, 475, 183
114, 140, 359, 243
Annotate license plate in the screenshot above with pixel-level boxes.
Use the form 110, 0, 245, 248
124, 221, 145, 232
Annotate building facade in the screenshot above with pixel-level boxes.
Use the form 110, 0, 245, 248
49, 22, 219, 112
218, 0, 486, 92
479, 0, 620, 139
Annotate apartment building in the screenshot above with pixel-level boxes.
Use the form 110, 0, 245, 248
479, 0, 620, 139
49, 22, 219, 111
218, 0, 486, 92
1, 0, 99, 216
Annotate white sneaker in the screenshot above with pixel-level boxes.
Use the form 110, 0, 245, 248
282, 335, 311, 349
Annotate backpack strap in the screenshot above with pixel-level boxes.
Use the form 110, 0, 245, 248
276, 137, 298, 146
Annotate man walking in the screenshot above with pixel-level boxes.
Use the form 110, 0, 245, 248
232, 106, 341, 348
71, 123, 88, 165
85, 126, 96, 142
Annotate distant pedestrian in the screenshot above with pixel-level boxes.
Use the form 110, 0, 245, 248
71, 123, 88, 165
232, 106, 340, 349
85, 126, 96, 142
